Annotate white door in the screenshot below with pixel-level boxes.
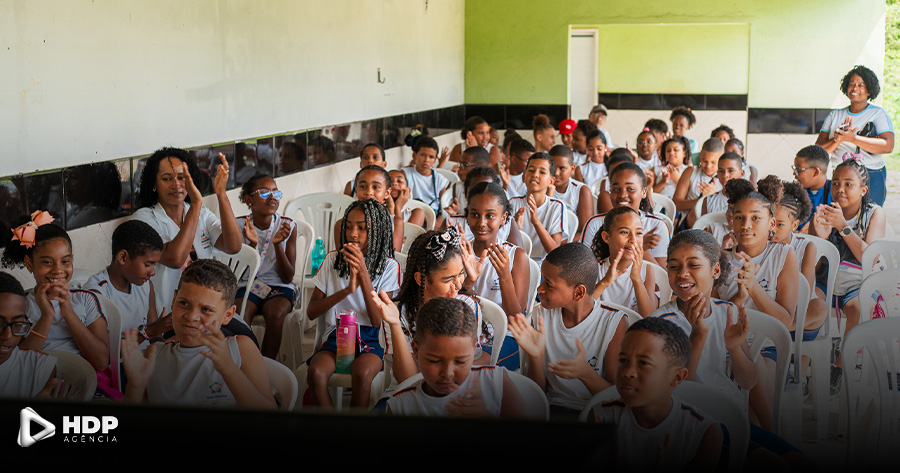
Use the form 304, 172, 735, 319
568, 29, 598, 121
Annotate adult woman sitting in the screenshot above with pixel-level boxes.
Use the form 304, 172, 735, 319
816, 65, 894, 206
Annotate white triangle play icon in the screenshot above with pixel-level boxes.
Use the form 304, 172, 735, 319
18, 407, 56, 447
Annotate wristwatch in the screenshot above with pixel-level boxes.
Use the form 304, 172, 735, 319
840, 225, 853, 237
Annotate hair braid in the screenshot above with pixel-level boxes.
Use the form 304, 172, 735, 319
333, 199, 394, 278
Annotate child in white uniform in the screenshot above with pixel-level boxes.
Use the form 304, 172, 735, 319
404, 137, 449, 217
579, 130, 608, 189
343, 143, 387, 196
500, 138, 534, 199
0, 272, 57, 399
510, 153, 568, 264
652, 137, 691, 199
590, 207, 657, 317
550, 145, 593, 239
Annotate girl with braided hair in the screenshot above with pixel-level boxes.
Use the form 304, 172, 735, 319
306, 198, 400, 409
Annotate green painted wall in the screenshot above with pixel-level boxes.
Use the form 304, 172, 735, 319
465, 0, 885, 108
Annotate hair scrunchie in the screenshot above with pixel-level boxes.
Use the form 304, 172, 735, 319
11, 210, 54, 249
841, 152, 864, 164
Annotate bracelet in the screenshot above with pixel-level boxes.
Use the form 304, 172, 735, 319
29, 330, 48, 339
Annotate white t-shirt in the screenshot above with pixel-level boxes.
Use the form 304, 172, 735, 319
147, 337, 241, 407
530, 300, 625, 410
554, 179, 587, 215
581, 211, 670, 260
597, 258, 649, 311
470, 242, 520, 311
717, 242, 792, 313
789, 233, 811, 269
25, 289, 106, 355
506, 173, 528, 199
597, 396, 717, 472
313, 251, 401, 327
686, 167, 721, 201
132, 202, 223, 310
579, 161, 608, 189
387, 365, 507, 417
636, 155, 662, 171
0, 347, 56, 399
705, 192, 728, 214
654, 163, 687, 198
572, 150, 588, 167
235, 213, 298, 289
84, 268, 151, 350
652, 300, 745, 407
820, 104, 894, 169
509, 196, 568, 264
403, 166, 448, 212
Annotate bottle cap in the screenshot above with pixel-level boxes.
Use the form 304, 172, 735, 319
339, 309, 357, 325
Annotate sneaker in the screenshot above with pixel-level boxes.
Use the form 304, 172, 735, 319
830, 365, 843, 395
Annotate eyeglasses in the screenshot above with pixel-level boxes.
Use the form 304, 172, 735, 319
0, 319, 32, 337
252, 189, 283, 200
791, 165, 814, 175
458, 162, 476, 169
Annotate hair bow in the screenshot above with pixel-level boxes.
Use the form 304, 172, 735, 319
11, 210, 54, 249
426, 226, 460, 260
841, 152, 864, 164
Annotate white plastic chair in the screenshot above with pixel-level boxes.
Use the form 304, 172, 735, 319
651, 193, 676, 219
565, 209, 578, 241
860, 268, 900, 323
477, 296, 507, 366
802, 234, 841, 441
842, 317, 900, 469
861, 237, 900, 278
394, 252, 407, 276
283, 192, 355, 255
70, 269, 95, 288
590, 177, 608, 197
435, 168, 461, 186
405, 199, 437, 230
518, 231, 533, 257
692, 211, 727, 231
745, 307, 792, 431
45, 350, 97, 402
780, 279, 810, 444
579, 381, 749, 473
402, 222, 426, 254
647, 262, 673, 305
212, 243, 261, 323
263, 357, 299, 411
693, 194, 709, 217
527, 258, 540, 313
654, 211, 674, 237
275, 219, 315, 370
97, 295, 123, 391
594, 300, 642, 326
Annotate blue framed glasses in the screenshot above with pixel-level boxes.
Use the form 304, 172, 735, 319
253, 189, 283, 200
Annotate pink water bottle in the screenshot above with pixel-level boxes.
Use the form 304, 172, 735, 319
335, 309, 358, 374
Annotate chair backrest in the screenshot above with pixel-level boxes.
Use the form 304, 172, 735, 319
791, 278, 811, 380
527, 258, 540, 314
693, 194, 709, 217
651, 193, 676, 219
404, 199, 437, 230
647, 262, 673, 305
70, 269, 95, 288
594, 300, 641, 326
212, 244, 261, 320
402, 222, 426, 254
590, 177, 608, 196
860, 268, 900, 323
45, 350, 98, 402
861, 237, 900, 278
290, 218, 315, 286
654, 211, 674, 237
283, 192, 355, 254
843, 317, 900, 468
745, 308, 791, 429
804, 234, 840, 338
477, 296, 507, 366
565, 209, 578, 241
263, 357, 299, 411
97, 294, 123, 390
394, 252, 408, 276
692, 211, 727, 231
518, 231, 533, 257
508, 371, 549, 420
435, 168, 461, 186
578, 381, 749, 472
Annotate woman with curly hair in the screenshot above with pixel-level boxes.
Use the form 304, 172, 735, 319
670, 106, 699, 155
815, 65, 894, 206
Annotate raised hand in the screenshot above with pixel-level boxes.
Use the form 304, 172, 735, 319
596, 248, 626, 298
179, 162, 203, 204
497, 162, 510, 187
272, 220, 292, 245
629, 242, 644, 279
197, 323, 236, 373
121, 327, 159, 391
643, 228, 660, 251
514, 207, 526, 230
395, 187, 411, 214
465, 131, 479, 148
371, 290, 401, 326
548, 338, 594, 380
213, 152, 230, 196
724, 303, 750, 351
684, 293, 710, 337
242, 218, 259, 247
527, 194, 539, 225
508, 313, 544, 358
460, 238, 486, 284
487, 243, 511, 276
667, 163, 683, 183
698, 179, 717, 197
445, 197, 460, 217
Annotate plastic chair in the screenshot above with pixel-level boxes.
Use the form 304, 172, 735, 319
590, 177, 608, 196
477, 296, 507, 366
402, 222, 426, 254
579, 381, 749, 473
283, 192, 355, 255
647, 262, 672, 305
842, 317, 900, 469
435, 168, 461, 186
405, 199, 437, 230
565, 209, 578, 241
860, 268, 900, 323
272, 219, 315, 370
651, 193, 676, 219
745, 307, 792, 431
45, 351, 98, 402
861, 237, 900, 278
97, 295, 123, 390
654, 211, 674, 237
802, 234, 840, 441
527, 258, 540, 313
780, 279, 810, 444
693, 194, 709, 217
70, 269, 95, 288
518, 231, 533, 257
212, 244, 261, 323
394, 252, 407, 275
594, 301, 642, 326
263, 357, 299, 411
692, 211, 727, 231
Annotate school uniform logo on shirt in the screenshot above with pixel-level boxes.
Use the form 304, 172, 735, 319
209, 381, 223, 394
588, 356, 599, 370
759, 278, 771, 293
199, 231, 211, 249
490, 277, 501, 291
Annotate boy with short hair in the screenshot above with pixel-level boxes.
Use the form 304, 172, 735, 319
792, 145, 832, 231
121, 259, 275, 409
385, 297, 527, 417
549, 145, 592, 240
500, 138, 535, 199
404, 137, 449, 218
85, 220, 167, 348
0, 272, 58, 399
595, 317, 723, 472
509, 243, 628, 417
509, 153, 568, 264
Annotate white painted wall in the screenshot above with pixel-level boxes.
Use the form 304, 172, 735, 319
1, 0, 465, 175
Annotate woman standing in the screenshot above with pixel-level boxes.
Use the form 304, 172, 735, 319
816, 65, 894, 206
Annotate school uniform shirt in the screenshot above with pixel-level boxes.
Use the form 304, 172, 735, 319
403, 166, 448, 212
654, 163, 687, 198
132, 201, 223, 310
597, 396, 716, 472
84, 268, 151, 350
717, 242, 792, 313
597, 258, 649, 311
705, 192, 728, 214
506, 173, 528, 199
387, 365, 507, 417
147, 337, 240, 407
579, 161, 608, 189
313, 251, 401, 327
789, 233, 811, 269
652, 300, 745, 407
686, 167, 722, 201
531, 300, 625, 411
581, 211, 670, 261
820, 104, 894, 170
509, 196, 568, 264
470, 242, 520, 311
24, 289, 106, 356
636, 155, 662, 171
573, 150, 588, 167
235, 213, 299, 289
0, 347, 57, 399
553, 179, 587, 215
